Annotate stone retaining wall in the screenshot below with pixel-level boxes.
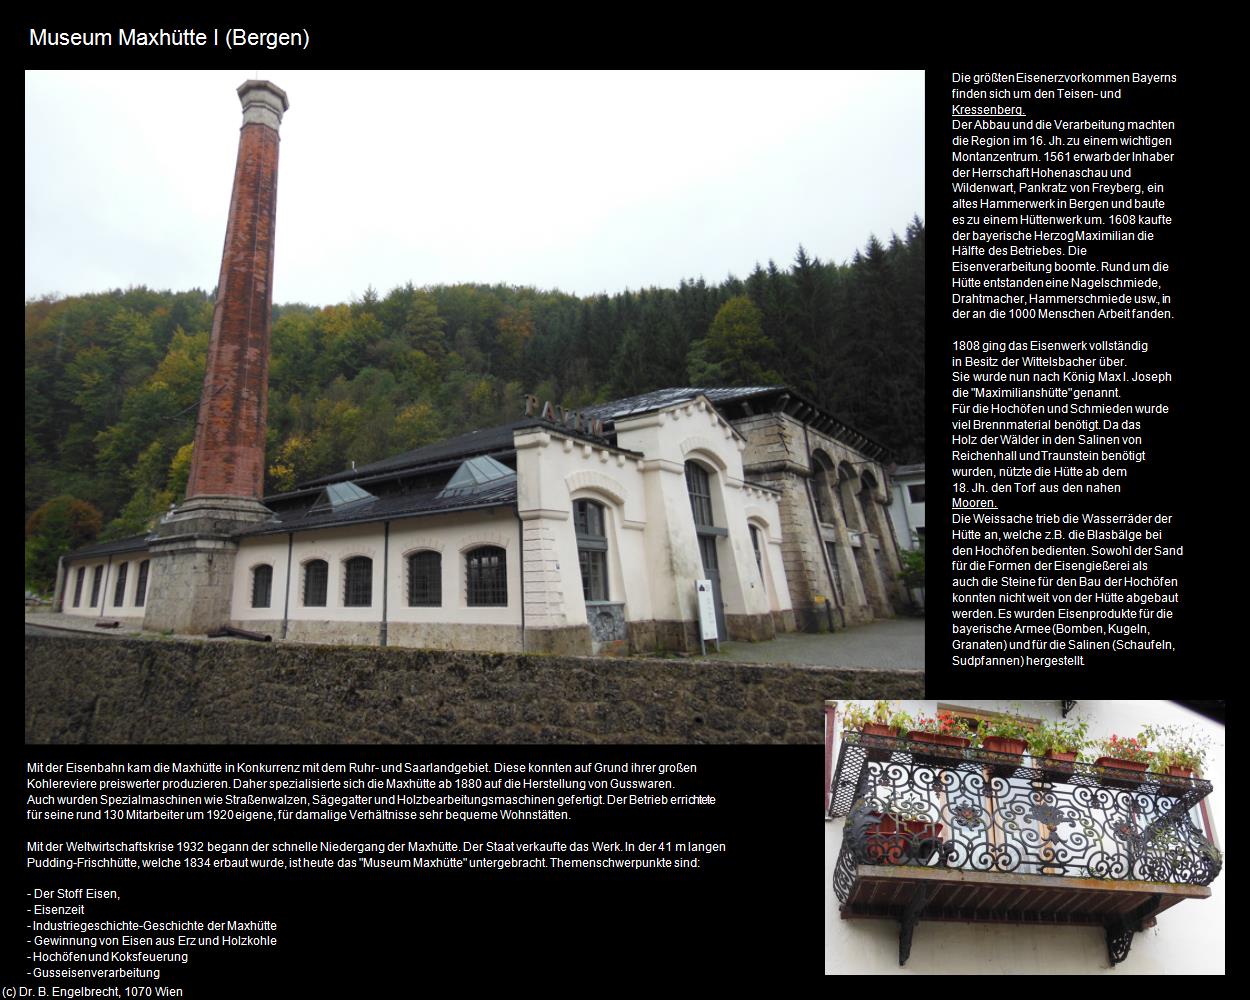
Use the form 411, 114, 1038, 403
25, 634, 921, 745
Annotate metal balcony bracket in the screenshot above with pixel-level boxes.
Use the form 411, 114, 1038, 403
1105, 892, 1163, 966
898, 883, 937, 966
1105, 920, 1135, 966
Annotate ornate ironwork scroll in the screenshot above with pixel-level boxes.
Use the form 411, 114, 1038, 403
830, 734, 1220, 901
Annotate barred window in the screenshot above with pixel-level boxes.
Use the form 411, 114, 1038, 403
344, 557, 372, 607
135, 560, 150, 607
574, 499, 609, 602
89, 565, 103, 607
304, 560, 328, 607
113, 562, 128, 607
252, 564, 273, 608
685, 462, 714, 527
407, 551, 441, 607
466, 546, 507, 607
73, 566, 85, 607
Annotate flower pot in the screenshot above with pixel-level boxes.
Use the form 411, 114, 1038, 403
1166, 765, 1195, 778
854, 722, 898, 761
981, 736, 1028, 756
863, 812, 945, 865
980, 736, 1028, 777
1040, 750, 1078, 778
906, 730, 970, 764
1095, 756, 1148, 788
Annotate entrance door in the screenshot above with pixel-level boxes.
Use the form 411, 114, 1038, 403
698, 533, 726, 639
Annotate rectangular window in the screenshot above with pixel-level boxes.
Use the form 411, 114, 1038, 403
73, 566, 85, 607
579, 549, 609, 602
89, 565, 103, 607
113, 562, 128, 607
908, 483, 926, 504
135, 560, 149, 607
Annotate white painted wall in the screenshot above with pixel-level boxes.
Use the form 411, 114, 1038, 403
890, 470, 925, 550
612, 396, 790, 626
825, 700, 1225, 975
230, 510, 522, 627
516, 407, 791, 635
61, 554, 149, 620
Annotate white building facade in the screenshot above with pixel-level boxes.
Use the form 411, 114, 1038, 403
59, 391, 812, 655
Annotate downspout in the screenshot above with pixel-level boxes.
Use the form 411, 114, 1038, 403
802, 421, 838, 632
380, 521, 390, 647
516, 506, 526, 653
281, 533, 293, 639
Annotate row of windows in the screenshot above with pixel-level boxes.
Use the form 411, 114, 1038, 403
251, 547, 508, 609
71, 560, 149, 609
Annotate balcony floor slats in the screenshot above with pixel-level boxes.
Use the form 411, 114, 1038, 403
843, 865, 1209, 929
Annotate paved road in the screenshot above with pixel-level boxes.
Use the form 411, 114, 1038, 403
697, 617, 924, 669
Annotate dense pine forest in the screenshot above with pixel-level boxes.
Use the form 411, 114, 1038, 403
25, 220, 924, 589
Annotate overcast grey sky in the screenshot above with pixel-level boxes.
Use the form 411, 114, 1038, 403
25, 70, 924, 304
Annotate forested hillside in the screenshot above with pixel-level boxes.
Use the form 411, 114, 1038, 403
25, 220, 924, 576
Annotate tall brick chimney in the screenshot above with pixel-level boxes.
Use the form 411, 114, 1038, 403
186, 80, 288, 500
144, 81, 288, 634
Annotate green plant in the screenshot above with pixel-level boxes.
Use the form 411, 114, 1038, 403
1096, 733, 1153, 765
842, 700, 912, 734
1026, 717, 1089, 757
908, 710, 975, 740
1140, 723, 1212, 774
899, 546, 924, 589
976, 707, 1033, 743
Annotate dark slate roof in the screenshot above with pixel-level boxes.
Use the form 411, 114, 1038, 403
581, 386, 892, 460
65, 535, 151, 561
299, 419, 541, 489
246, 477, 517, 536
581, 386, 783, 422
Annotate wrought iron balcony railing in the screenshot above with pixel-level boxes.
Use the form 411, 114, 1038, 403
828, 731, 1221, 964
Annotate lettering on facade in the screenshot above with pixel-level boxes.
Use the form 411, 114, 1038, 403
524, 394, 607, 440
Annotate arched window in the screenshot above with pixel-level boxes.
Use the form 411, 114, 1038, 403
685, 460, 727, 639
749, 524, 765, 588
304, 560, 328, 607
344, 557, 373, 607
812, 453, 836, 524
135, 560, 149, 607
73, 566, 85, 607
89, 565, 104, 607
466, 546, 507, 607
407, 551, 441, 607
252, 564, 273, 608
837, 462, 861, 530
113, 562, 129, 607
685, 462, 714, 527
574, 499, 609, 602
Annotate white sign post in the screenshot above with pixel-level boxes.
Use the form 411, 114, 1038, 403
696, 579, 719, 655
